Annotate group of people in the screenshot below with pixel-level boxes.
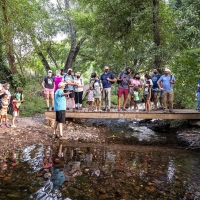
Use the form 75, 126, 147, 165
43, 66, 176, 139
0, 84, 24, 128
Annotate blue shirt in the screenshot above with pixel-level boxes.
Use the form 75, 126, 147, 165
100, 72, 115, 88
158, 75, 176, 92
151, 74, 161, 88
54, 89, 66, 111
62, 74, 74, 91
198, 80, 200, 92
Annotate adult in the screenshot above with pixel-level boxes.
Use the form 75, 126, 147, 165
151, 69, 161, 110
117, 67, 132, 111
196, 80, 200, 110
157, 68, 176, 113
62, 68, 76, 111
54, 69, 63, 92
100, 66, 116, 112
53, 82, 70, 139
74, 72, 84, 110
3, 83, 11, 101
129, 73, 143, 110
42, 70, 55, 111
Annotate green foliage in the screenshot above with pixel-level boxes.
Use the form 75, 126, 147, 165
20, 79, 46, 117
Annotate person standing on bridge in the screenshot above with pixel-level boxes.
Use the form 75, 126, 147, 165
42, 70, 55, 111
157, 68, 176, 113
196, 80, 200, 110
63, 68, 76, 111
100, 66, 116, 112
74, 72, 84, 110
151, 69, 161, 110
117, 67, 132, 111
53, 82, 70, 139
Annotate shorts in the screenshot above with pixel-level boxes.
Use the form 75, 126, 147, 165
44, 88, 54, 95
1, 108, 8, 116
56, 110, 66, 123
143, 94, 150, 102
134, 100, 139, 104
152, 87, 160, 94
118, 88, 129, 99
13, 111, 18, 117
64, 90, 75, 98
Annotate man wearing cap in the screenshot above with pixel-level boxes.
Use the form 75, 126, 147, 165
42, 70, 55, 111
157, 68, 176, 113
100, 66, 116, 112
62, 68, 76, 111
53, 81, 70, 139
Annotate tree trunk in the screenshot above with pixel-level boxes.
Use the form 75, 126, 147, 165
2, 0, 17, 73
47, 46, 59, 69
31, 36, 51, 73
38, 52, 51, 73
64, 0, 76, 72
63, 0, 86, 72
152, 0, 162, 70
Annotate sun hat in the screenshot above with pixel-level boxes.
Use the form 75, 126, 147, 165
48, 70, 52, 73
164, 68, 171, 72
58, 82, 66, 88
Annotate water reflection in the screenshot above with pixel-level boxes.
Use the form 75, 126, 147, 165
0, 144, 200, 199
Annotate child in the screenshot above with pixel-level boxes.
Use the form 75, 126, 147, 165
133, 86, 140, 112
10, 95, 18, 128
93, 77, 103, 111
143, 81, 151, 112
1, 93, 10, 128
15, 87, 24, 117
87, 86, 94, 111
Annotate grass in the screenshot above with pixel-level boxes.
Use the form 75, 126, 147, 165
20, 79, 46, 117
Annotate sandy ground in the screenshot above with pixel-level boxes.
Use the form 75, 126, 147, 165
0, 115, 107, 157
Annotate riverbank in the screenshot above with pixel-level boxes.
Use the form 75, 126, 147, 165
0, 116, 200, 157
0, 115, 108, 157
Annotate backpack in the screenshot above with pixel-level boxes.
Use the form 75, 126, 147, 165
7, 102, 14, 115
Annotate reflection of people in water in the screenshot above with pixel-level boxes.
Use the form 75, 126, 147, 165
43, 146, 53, 169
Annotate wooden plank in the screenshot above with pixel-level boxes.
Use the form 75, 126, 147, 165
45, 110, 200, 120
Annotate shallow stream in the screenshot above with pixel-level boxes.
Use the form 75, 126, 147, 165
0, 120, 200, 200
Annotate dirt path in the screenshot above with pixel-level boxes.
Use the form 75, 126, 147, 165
0, 115, 107, 157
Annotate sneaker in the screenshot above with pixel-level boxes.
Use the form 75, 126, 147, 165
51, 107, 54, 111
11, 125, 17, 128
107, 109, 110, 112
0, 124, 5, 128
73, 108, 76, 112
163, 109, 169, 113
5, 124, 10, 128
135, 109, 139, 112
102, 108, 106, 111
94, 109, 98, 112
46, 107, 49, 111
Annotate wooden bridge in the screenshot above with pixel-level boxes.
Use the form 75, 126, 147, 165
45, 109, 200, 120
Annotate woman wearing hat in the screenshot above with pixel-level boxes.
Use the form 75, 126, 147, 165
42, 70, 55, 111
74, 72, 84, 110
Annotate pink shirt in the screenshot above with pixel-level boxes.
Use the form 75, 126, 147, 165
54, 76, 63, 91
129, 79, 143, 93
